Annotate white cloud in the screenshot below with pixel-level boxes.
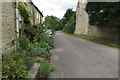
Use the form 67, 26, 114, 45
32, 0, 78, 19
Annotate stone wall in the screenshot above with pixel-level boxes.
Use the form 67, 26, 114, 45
27, 2, 34, 25
88, 25, 119, 41
33, 8, 40, 25
75, 1, 119, 41
27, 3, 43, 25
75, 2, 88, 35
2, 2, 16, 54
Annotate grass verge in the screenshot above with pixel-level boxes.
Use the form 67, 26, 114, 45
64, 32, 120, 48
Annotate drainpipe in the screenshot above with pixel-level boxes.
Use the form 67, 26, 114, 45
15, 0, 19, 49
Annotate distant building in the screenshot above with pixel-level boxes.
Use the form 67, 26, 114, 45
0, 0, 43, 54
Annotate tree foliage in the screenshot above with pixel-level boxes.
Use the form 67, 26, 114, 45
43, 8, 76, 32
43, 16, 61, 30
18, 2, 32, 27
62, 9, 76, 27
85, 2, 120, 27
63, 13, 76, 33
63, 9, 76, 33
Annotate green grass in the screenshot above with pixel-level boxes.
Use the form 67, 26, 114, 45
64, 32, 120, 48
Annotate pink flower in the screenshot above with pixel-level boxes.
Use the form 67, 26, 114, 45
50, 61, 53, 64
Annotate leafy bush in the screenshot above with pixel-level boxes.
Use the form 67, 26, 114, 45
43, 34, 54, 48
63, 13, 76, 34
31, 46, 51, 58
36, 58, 45, 63
49, 65, 56, 72
24, 57, 35, 70
2, 54, 28, 80
18, 35, 30, 51
34, 42, 51, 51
38, 59, 55, 79
39, 60, 51, 79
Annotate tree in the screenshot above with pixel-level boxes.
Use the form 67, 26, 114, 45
63, 12, 76, 34
85, 2, 120, 27
43, 16, 60, 30
43, 8, 76, 31
62, 9, 76, 27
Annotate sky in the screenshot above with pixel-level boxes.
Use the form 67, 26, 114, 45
32, 0, 78, 19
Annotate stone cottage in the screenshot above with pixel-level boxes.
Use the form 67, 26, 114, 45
0, 0, 43, 54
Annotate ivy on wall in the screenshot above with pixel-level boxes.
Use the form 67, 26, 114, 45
18, 2, 32, 48
18, 2, 32, 28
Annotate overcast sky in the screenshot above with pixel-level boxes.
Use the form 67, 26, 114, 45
32, 0, 78, 19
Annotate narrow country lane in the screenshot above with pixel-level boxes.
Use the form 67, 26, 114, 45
50, 31, 118, 78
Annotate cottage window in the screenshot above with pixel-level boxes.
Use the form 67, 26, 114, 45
39, 15, 41, 20
37, 13, 39, 19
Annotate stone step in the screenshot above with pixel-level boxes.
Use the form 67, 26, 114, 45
28, 63, 40, 79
